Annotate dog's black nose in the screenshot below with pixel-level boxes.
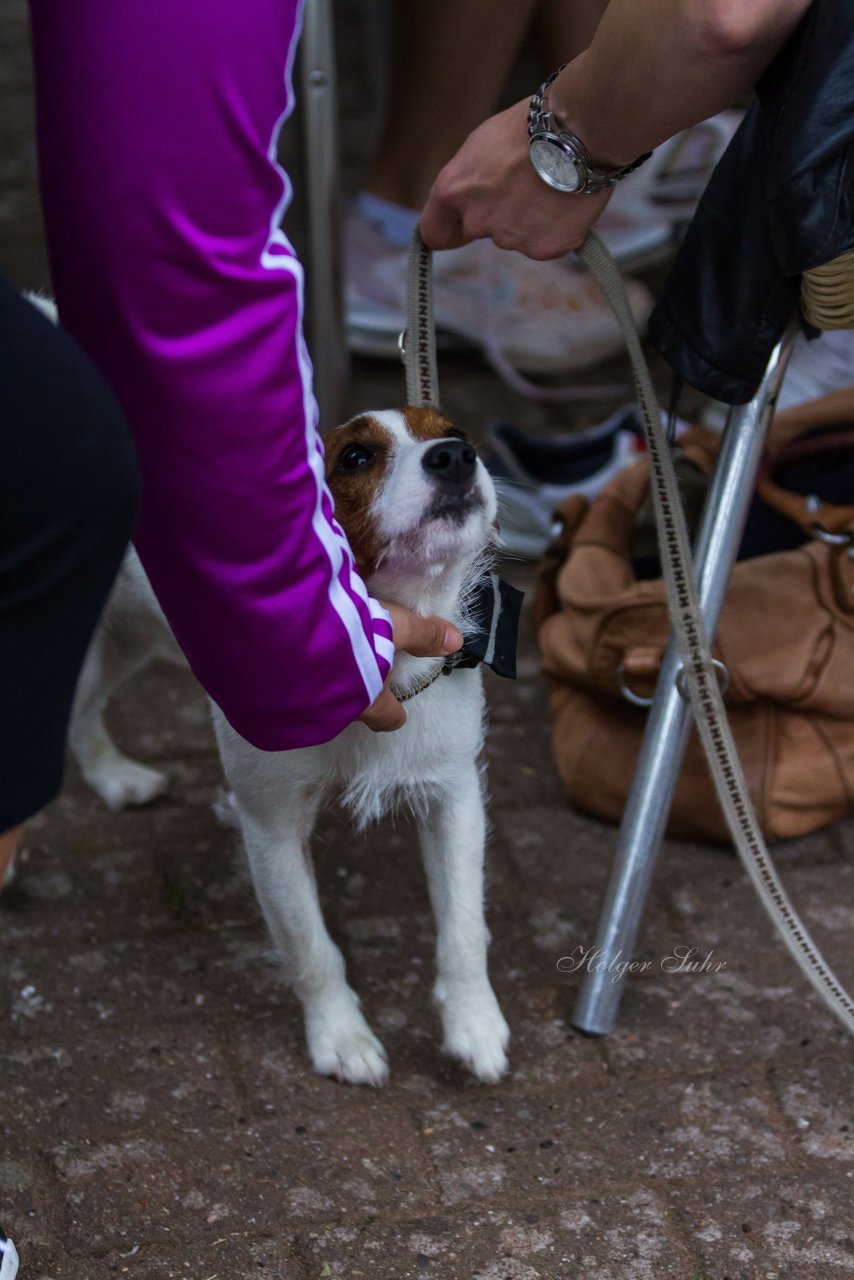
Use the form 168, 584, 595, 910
422, 438, 477, 488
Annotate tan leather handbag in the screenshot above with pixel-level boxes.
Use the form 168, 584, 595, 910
534, 389, 854, 843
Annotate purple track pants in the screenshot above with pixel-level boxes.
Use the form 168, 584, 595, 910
28, 0, 393, 750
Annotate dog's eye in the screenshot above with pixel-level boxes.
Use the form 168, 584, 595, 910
445, 428, 468, 442
337, 443, 374, 473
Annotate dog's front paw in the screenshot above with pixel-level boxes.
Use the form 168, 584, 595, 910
436, 984, 510, 1083
86, 756, 169, 811
304, 993, 389, 1087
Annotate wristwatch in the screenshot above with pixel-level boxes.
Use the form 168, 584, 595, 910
528, 66, 652, 195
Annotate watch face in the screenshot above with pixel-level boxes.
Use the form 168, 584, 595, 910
529, 135, 582, 193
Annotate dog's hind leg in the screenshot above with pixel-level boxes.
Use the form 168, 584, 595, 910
237, 799, 389, 1087
418, 764, 509, 1082
71, 628, 168, 809
70, 550, 179, 809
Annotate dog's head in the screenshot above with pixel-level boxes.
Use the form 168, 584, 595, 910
324, 408, 497, 594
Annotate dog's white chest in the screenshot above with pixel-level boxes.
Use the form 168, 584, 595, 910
327, 666, 485, 821
213, 665, 486, 828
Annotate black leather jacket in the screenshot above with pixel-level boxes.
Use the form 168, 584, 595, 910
648, 0, 854, 404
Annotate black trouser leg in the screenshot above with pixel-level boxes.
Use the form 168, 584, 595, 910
0, 277, 140, 829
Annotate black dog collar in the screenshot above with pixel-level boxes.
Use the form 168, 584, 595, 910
389, 575, 524, 702
442, 574, 524, 679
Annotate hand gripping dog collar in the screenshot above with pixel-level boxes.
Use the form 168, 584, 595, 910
443, 573, 524, 678
390, 574, 524, 703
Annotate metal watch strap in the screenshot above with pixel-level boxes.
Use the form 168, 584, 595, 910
528, 65, 652, 193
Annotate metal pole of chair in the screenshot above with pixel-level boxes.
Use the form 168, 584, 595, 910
572, 329, 796, 1038
300, 0, 348, 430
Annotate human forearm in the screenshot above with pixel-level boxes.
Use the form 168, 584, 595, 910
419, 0, 815, 259
551, 0, 814, 168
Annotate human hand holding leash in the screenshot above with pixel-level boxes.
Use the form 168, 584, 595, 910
358, 602, 462, 732
419, 0, 813, 264
419, 98, 612, 261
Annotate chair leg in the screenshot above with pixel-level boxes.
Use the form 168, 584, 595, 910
571, 330, 796, 1037
299, 0, 348, 430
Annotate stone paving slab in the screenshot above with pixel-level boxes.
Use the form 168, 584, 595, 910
3, 1025, 239, 1149
5, 926, 284, 1037
0, 1153, 62, 1275
766, 1053, 854, 1162
67, 1234, 297, 1280
295, 1196, 698, 1280
662, 1163, 854, 1279
492, 804, 680, 974
600, 969, 850, 1077
49, 1107, 439, 1256
413, 1066, 793, 1205
4, 5, 854, 1278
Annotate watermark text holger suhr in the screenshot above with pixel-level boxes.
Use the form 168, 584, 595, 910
557, 945, 727, 983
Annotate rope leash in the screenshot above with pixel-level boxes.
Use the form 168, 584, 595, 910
404, 226, 854, 1038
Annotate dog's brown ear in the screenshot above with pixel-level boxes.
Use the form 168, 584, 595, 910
321, 421, 349, 482
323, 416, 392, 580
402, 406, 457, 442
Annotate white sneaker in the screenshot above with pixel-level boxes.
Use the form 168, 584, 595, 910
777, 328, 854, 410
345, 205, 654, 377
596, 110, 744, 270
703, 328, 854, 429
0, 1229, 19, 1280
486, 404, 692, 558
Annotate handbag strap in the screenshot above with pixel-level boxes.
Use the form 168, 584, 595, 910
757, 429, 854, 542
403, 226, 854, 1039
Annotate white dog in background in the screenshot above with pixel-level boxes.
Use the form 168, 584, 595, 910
69, 400, 510, 1086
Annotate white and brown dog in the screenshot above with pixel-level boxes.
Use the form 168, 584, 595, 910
71, 407, 510, 1085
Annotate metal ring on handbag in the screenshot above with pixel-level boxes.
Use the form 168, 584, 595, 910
675, 657, 729, 702
811, 524, 854, 547
616, 664, 656, 707
805, 494, 854, 546
618, 657, 729, 705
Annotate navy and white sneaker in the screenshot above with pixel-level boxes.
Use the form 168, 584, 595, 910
486, 406, 645, 559
0, 1228, 19, 1280
486, 404, 691, 559
595, 110, 743, 270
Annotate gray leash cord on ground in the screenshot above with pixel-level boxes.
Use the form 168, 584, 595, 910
404, 226, 854, 1038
